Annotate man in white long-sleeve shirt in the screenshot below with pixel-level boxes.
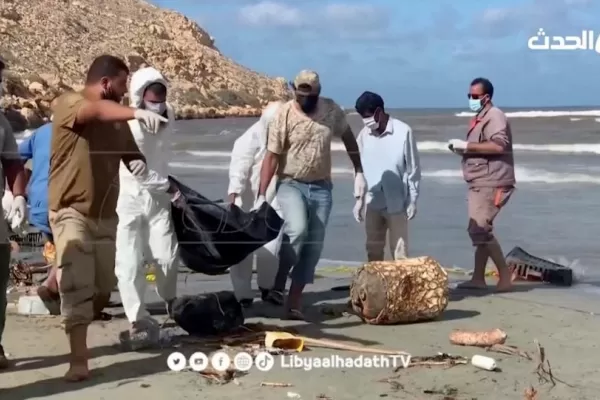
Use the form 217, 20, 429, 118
354, 91, 421, 260
115, 67, 180, 349
227, 101, 286, 307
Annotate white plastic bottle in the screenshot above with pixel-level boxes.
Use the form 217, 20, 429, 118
471, 355, 497, 371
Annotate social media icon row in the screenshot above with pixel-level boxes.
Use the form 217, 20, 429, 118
166, 351, 276, 372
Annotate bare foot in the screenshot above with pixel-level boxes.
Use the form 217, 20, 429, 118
456, 280, 488, 290
64, 363, 90, 382
495, 279, 513, 293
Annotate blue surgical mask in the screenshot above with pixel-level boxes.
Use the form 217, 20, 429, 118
469, 99, 482, 112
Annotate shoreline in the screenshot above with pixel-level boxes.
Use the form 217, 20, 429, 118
2, 270, 599, 399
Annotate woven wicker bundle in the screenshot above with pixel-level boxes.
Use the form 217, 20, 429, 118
350, 256, 449, 324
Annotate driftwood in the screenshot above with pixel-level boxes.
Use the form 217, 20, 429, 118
534, 339, 573, 387
393, 353, 468, 372
449, 328, 507, 347
487, 344, 532, 360
350, 257, 449, 325
260, 382, 293, 387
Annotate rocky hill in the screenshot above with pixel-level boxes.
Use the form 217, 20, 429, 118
0, 0, 291, 131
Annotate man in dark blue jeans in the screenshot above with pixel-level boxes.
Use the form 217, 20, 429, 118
256, 70, 366, 320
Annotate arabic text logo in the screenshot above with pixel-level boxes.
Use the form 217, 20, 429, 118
528, 28, 600, 52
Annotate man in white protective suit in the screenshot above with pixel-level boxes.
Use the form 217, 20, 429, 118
227, 101, 287, 308
115, 67, 180, 349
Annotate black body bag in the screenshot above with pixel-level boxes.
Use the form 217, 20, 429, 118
169, 176, 283, 275
171, 291, 244, 336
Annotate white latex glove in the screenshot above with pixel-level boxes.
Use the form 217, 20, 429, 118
233, 196, 243, 207
353, 197, 365, 223
171, 190, 182, 203
448, 139, 468, 151
251, 195, 266, 211
2, 190, 13, 220
8, 195, 27, 233
406, 203, 417, 220
354, 172, 367, 198
134, 109, 168, 134
128, 160, 147, 176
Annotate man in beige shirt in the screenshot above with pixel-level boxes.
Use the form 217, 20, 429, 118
257, 70, 366, 319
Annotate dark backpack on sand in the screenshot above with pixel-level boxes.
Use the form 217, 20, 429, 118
169, 176, 283, 275
171, 291, 244, 336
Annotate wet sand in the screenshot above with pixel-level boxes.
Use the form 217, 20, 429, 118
1, 271, 599, 400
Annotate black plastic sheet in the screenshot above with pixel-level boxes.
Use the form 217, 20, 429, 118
169, 176, 283, 275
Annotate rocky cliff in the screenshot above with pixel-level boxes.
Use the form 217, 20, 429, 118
0, 0, 291, 131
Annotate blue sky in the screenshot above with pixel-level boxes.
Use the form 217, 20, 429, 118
151, 0, 599, 108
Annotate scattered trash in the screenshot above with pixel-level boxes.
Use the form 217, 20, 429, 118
315, 395, 332, 400
524, 385, 538, 399
261, 382, 293, 387
534, 339, 573, 387
377, 377, 404, 391
449, 328, 507, 347
398, 353, 468, 370
287, 392, 301, 398
423, 384, 458, 397
145, 263, 156, 282
487, 344, 532, 360
265, 332, 304, 352
506, 246, 573, 287
471, 355, 498, 371
350, 257, 449, 324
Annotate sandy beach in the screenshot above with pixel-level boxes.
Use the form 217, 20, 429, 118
1, 269, 599, 400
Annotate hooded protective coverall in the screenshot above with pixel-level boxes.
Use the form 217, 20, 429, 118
115, 67, 178, 323
228, 102, 283, 300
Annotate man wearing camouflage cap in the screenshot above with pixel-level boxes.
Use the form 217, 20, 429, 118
256, 70, 366, 320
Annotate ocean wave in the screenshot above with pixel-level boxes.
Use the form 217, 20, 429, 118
426, 166, 600, 184
417, 141, 600, 154
455, 110, 600, 118
169, 162, 600, 184
187, 141, 600, 156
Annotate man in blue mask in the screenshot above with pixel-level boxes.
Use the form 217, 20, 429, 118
447, 77, 516, 292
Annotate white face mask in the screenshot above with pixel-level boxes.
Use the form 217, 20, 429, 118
363, 117, 379, 131
144, 101, 167, 115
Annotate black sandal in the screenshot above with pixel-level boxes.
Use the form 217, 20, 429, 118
285, 308, 305, 320
261, 289, 284, 306
239, 299, 254, 308
93, 312, 113, 321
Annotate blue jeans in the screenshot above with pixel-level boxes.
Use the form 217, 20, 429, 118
273, 179, 333, 287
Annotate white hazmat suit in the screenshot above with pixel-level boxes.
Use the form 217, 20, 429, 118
115, 67, 179, 324
228, 102, 283, 301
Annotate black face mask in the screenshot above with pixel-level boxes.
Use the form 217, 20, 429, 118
297, 95, 319, 114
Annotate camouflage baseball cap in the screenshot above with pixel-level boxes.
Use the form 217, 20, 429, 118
293, 70, 320, 95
